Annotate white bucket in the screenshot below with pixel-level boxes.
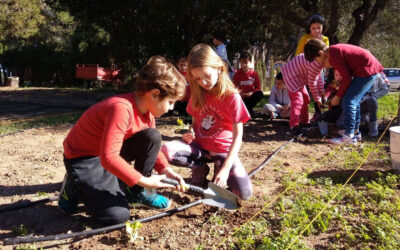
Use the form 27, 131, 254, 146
389, 126, 400, 171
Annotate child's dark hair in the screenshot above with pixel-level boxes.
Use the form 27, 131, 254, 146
239, 51, 252, 60
304, 38, 329, 62
275, 72, 283, 80
213, 30, 226, 43
177, 56, 187, 63
306, 14, 326, 33
136, 56, 186, 100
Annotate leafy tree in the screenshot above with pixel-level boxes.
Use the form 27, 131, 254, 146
0, 0, 44, 42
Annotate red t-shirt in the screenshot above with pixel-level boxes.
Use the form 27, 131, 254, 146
329, 44, 383, 98
187, 92, 250, 153
233, 69, 261, 94
63, 93, 169, 186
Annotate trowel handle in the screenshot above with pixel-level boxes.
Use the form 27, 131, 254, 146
162, 177, 205, 194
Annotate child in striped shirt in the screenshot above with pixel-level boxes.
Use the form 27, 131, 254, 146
281, 53, 324, 134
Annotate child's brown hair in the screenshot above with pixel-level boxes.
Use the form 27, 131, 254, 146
187, 44, 237, 109
304, 38, 329, 62
136, 56, 186, 100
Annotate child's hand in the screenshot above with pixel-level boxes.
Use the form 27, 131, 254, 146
182, 131, 195, 144
331, 95, 341, 106
282, 104, 290, 110
316, 101, 326, 109
213, 168, 230, 187
160, 167, 186, 192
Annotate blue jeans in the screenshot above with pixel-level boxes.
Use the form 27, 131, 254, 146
342, 74, 377, 136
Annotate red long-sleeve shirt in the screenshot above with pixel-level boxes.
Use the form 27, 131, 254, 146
233, 69, 261, 94
329, 44, 383, 98
63, 92, 169, 186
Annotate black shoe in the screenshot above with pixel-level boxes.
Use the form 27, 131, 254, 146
287, 126, 301, 136
58, 174, 79, 214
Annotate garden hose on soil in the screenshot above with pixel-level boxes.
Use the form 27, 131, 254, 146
3, 199, 204, 245
1, 127, 307, 245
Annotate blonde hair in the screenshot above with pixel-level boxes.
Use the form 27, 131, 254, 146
135, 56, 186, 100
187, 44, 237, 109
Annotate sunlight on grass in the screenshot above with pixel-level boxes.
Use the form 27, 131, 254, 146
0, 112, 82, 135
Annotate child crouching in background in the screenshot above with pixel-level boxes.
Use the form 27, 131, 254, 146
263, 72, 290, 119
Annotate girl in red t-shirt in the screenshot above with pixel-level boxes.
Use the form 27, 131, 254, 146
162, 44, 252, 200
60, 57, 187, 224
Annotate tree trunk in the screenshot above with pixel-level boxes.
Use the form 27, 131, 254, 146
348, 0, 389, 45
326, 0, 340, 45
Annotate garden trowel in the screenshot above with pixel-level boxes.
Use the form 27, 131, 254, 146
162, 177, 239, 210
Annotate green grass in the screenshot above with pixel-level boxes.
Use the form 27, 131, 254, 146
0, 111, 82, 135
377, 92, 399, 119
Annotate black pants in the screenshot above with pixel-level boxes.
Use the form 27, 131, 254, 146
243, 90, 264, 116
63, 128, 162, 224
322, 106, 342, 123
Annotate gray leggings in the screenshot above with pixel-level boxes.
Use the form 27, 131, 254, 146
161, 141, 252, 200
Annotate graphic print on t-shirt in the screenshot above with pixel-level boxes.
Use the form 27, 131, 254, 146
198, 105, 223, 138
240, 77, 255, 86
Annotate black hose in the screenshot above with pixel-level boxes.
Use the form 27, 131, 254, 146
0, 196, 58, 214
3, 199, 203, 245
248, 133, 301, 178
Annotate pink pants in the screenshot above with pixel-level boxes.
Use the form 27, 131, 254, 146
288, 86, 310, 128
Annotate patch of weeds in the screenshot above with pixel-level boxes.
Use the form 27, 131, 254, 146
15, 245, 42, 250
209, 214, 224, 226
37, 191, 48, 197
368, 212, 400, 249
231, 218, 270, 249
12, 224, 28, 236
194, 244, 204, 250
259, 229, 311, 249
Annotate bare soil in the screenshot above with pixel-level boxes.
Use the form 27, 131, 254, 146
0, 87, 392, 249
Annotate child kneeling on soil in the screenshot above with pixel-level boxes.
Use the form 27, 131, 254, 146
60, 57, 187, 224
263, 72, 290, 119
304, 39, 384, 145
161, 44, 252, 200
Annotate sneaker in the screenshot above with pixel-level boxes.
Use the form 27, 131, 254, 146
191, 163, 210, 187
286, 126, 301, 136
338, 130, 361, 141
126, 187, 170, 209
329, 134, 357, 145
58, 174, 79, 214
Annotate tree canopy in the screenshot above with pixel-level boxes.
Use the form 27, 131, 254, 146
0, 0, 398, 86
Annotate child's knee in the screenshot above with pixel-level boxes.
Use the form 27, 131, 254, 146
161, 141, 180, 162
237, 188, 252, 200
161, 143, 173, 162
97, 206, 130, 225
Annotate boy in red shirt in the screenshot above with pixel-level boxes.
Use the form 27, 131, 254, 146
174, 56, 191, 117
232, 51, 264, 117
60, 57, 186, 224
304, 39, 383, 145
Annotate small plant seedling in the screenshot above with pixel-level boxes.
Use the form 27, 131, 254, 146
12, 224, 28, 237
175, 118, 190, 134
37, 191, 48, 197
125, 221, 142, 243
